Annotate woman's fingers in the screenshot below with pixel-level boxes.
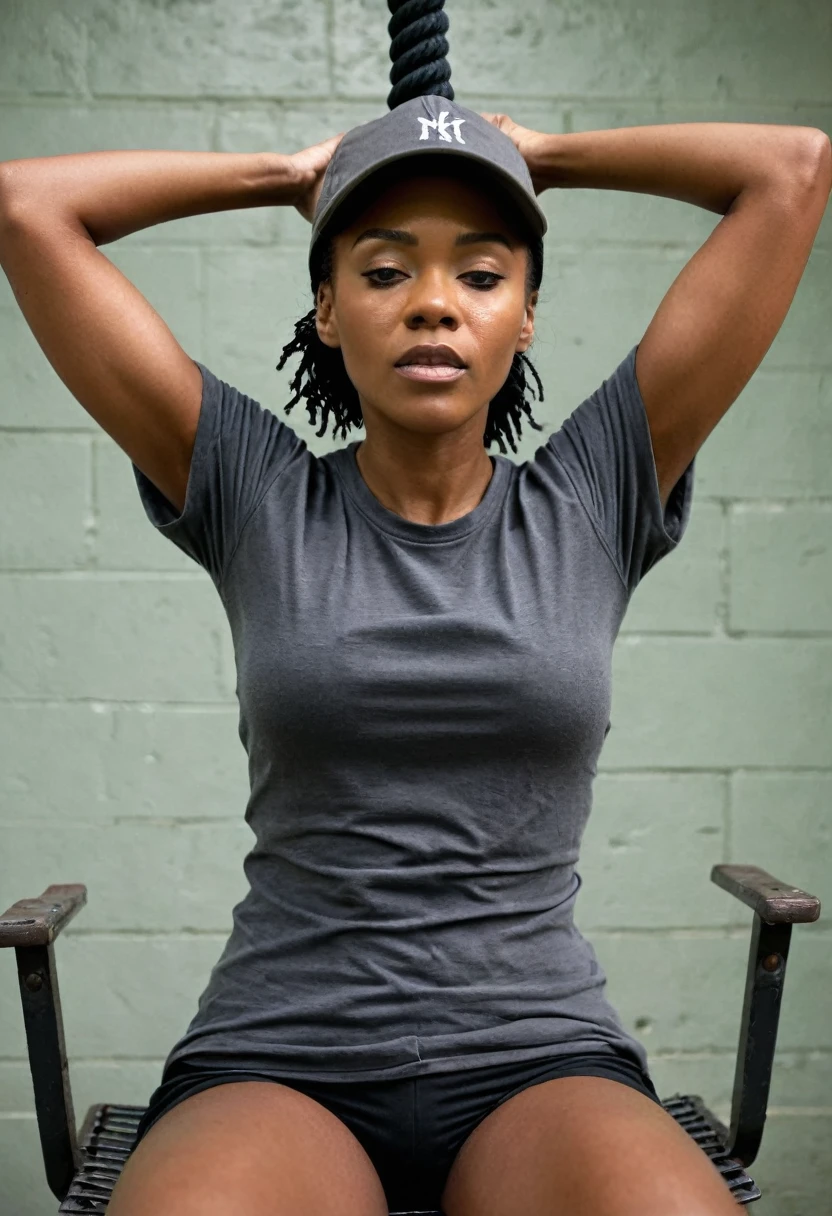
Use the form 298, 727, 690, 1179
288, 132, 345, 223
322, 131, 346, 153
479, 112, 515, 135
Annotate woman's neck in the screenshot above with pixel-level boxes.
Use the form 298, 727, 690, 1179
354, 435, 495, 526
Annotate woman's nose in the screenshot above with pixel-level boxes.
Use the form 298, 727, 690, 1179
404, 269, 460, 329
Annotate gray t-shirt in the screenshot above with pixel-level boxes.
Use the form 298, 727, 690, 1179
133, 343, 694, 1082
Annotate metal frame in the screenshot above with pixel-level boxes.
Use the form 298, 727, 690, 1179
710, 863, 821, 1166
0, 866, 821, 1209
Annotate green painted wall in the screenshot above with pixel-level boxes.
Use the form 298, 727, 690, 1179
1, 2, 830, 1212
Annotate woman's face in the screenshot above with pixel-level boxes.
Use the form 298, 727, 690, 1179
315, 172, 538, 441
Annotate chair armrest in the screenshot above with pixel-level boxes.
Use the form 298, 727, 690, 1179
1, 884, 87, 1200
710, 863, 821, 1167
0, 885, 87, 948
711, 864, 820, 925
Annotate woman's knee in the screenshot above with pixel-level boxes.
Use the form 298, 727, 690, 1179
108, 1080, 389, 1216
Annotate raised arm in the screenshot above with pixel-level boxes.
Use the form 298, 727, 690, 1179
486, 115, 832, 510
0, 139, 339, 514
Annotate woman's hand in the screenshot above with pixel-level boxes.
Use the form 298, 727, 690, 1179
287, 132, 344, 223
479, 113, 553, 194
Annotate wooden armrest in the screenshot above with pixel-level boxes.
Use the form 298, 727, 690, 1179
711, 864, 820, 925
0, 885, 87, 948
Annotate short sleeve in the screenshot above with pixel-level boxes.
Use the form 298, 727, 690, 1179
543, 343, 695, 595
132, 360, 307, 587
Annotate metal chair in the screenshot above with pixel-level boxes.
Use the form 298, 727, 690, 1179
1, 862, 820, 1213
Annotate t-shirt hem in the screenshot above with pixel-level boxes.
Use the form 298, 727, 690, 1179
167, 1037, 647, 1085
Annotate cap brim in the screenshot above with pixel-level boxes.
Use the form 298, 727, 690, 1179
310, 144, 547, 256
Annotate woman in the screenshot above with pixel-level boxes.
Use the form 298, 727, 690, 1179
0, 95, 828, 1216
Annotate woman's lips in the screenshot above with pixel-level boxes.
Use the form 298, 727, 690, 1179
394, 364, 467, 382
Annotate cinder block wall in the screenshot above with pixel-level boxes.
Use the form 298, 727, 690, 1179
1, 2, 830, 1212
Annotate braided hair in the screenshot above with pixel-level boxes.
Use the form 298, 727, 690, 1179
275, 0, 546, 456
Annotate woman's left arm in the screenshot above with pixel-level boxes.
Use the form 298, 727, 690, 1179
489, 117, 832, 509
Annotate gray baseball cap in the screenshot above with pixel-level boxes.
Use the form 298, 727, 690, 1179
309, 94, 547, 272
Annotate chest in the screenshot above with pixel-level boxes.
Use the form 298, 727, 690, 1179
222, 500, 623, 768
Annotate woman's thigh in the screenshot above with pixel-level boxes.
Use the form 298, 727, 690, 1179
108, 1080, 390, 1216
440, 1074, 740, 1216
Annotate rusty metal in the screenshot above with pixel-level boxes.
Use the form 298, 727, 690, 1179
710, 865, 820, 925
0, 885, 87, 948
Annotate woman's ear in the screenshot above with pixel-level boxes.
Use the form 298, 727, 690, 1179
516, 289, 538, 355
315, 280, 341, 349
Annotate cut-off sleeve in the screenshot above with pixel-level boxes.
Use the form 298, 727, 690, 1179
544, 343, 695, 596
131, 360, 307, 588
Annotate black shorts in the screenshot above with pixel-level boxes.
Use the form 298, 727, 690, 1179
133, 1049, 663, 1212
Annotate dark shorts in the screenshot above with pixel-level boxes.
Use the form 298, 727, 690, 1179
133, 1049, 663, 1212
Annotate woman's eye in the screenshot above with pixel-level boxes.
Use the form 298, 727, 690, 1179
464, 271, 504, 289
362, 268, 505, 289
363, 267, 403, 286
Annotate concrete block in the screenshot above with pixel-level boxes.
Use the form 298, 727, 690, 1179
202, 246, 329, 453
101, 705, 248, 821
0, 703, 246, 824
0, 575, 231, 701
2, 821, 250, 932
604, 637, 832, 769
594, 926, 831, 1052
0, 435, 91, 570
694, 370, 832, 500
576, 772, 727, 929
649, 1048, 832, 1114
0, 102, 211, 163
621, 501, 723, 635
94, 436, 196, 572
447, 0, 832, 105
0, 1118, 56, 1216
88, 0, 330, 99
212, 106, 285, 247
749, 1115, 832, 1216
0, 1059, 165, 1115
0, 1, 87, 97
333, 0, 832, 106
0, 702, 112, 821
731, 772, 832, 928
730, 505, 832, 633
0, 934, 226, 1059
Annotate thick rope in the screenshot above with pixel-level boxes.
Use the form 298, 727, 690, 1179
387, 0, 454, 110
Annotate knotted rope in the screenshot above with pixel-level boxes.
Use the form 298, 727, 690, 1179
387, 0, 454, 110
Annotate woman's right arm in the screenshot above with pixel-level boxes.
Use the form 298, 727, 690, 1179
0, 148, 322, 515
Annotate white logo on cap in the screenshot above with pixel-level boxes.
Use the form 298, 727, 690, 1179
417, 112, 466, 144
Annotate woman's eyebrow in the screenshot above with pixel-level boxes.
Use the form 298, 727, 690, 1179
351, 228, 515, 250
455, 231, 515, 250
352, 227, 417, 248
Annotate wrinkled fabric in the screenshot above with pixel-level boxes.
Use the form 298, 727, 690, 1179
132, 343, 694, 1081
